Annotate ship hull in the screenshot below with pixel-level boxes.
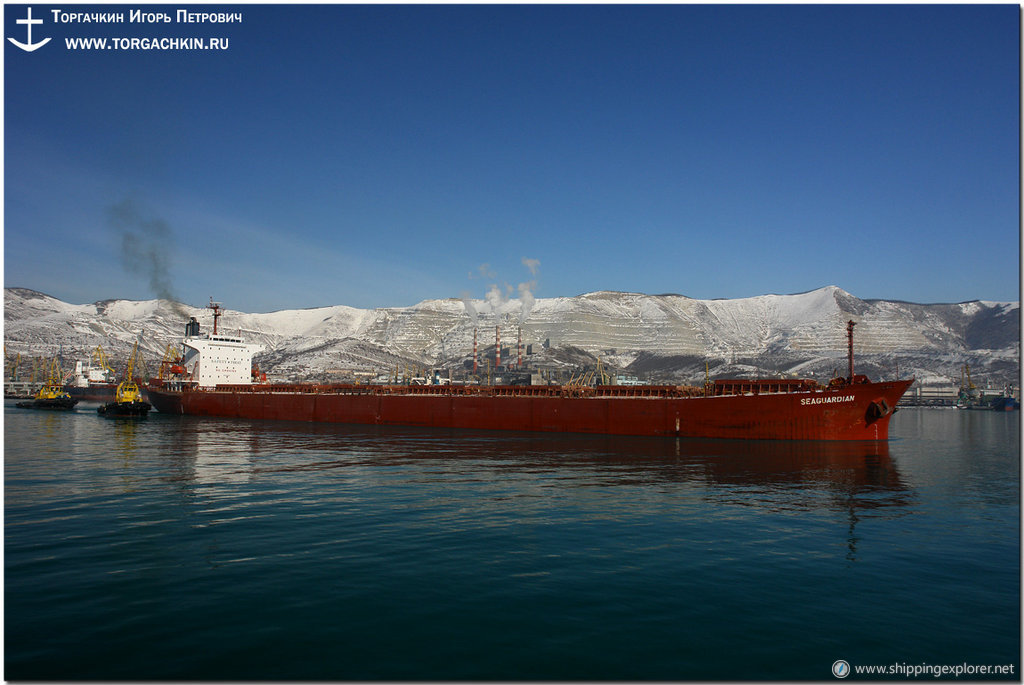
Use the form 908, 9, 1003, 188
67, 384, 150, 403
148, 379, 913, 441
98, 400, 152, 417
15, 397, 79, 410
990, 396, 1019, 411
66, 384, 117, 402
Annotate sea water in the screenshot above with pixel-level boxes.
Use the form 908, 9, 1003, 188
5, 403, 1019, 680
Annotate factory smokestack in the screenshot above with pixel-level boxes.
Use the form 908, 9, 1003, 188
518, 327, 522, 368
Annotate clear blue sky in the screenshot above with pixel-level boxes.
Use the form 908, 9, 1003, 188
5, 4, 1020, 312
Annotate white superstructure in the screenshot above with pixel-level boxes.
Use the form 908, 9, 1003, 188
179, 302, 263, 388
70, 360, 115, 387
181, 333, 263, 388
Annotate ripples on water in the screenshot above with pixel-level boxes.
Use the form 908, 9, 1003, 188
5, 404, 1019, 680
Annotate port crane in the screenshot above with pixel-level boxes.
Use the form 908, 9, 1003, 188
4, 346, 21, 381
92, 345, 115, 380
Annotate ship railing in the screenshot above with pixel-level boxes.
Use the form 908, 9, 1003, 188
710, 379, 823, 397
200, 378, 900, 399
211, 382, 713, 399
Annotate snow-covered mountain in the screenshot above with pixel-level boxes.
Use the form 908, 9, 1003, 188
4, 286, 1019, 388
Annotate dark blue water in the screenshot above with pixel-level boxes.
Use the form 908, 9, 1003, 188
5, 403, 1019, 680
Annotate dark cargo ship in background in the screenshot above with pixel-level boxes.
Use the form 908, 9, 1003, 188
147, 304, 912, 441
65, 349, 120, 402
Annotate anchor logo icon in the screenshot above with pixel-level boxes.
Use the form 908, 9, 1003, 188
8, 7, 52, 52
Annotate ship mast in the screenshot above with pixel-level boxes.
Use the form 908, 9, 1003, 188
847, 319, 856, 381
209, 298, 222, 336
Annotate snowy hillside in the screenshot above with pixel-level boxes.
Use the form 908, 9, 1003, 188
3, 286, 1019, 387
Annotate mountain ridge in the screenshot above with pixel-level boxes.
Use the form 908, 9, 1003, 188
4, 285, 1019, 389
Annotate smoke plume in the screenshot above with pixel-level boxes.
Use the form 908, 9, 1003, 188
465, 258, 541, 322
517, 257, 540, 323
485, 284, 507, 314
472, 263, 497, 280
460, 291, 478, 326
518, 280, 536, 324
108, 197, 189, 319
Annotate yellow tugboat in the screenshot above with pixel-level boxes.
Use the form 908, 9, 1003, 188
97, 343, 151, 417
16, 357, 78, 410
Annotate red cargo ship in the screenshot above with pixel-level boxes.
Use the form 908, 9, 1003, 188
147, 304, 912, 441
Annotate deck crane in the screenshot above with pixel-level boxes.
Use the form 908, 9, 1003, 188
158, 344, 185, 380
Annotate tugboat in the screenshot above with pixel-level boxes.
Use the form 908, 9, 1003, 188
16, 358, 78, 410
98, 343, 151, 417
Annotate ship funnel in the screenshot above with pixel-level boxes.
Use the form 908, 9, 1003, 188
186, 317, 200, 337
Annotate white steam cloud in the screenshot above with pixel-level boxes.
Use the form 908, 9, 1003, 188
517, 257, 540, 323
517, 281, 536, 323
462, 257, 542, 323
485, 284, 507, 314
460, 291, 478, 326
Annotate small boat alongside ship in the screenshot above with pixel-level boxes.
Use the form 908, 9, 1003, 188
146, 303, 913, 441
98, 343, 151, 417
16, 358, 78, 410
16, 383, 78, 410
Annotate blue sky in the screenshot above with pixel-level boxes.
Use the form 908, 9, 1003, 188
4, 4, 1019, 312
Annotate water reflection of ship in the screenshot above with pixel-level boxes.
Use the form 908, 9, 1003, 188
164, 420, 907, 505
676, 438, 903, 499
158, 418, 910, 562
455, 433, 907, 562
110, 420, 141, 465
162, 418, 265, 489
668, 438, 908, 562
501, 435, 907, 521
